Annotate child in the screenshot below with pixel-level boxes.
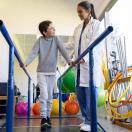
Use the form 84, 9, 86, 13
25, 20, 71, 130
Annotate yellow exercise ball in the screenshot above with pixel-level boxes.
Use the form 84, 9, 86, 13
51, 99, 65, 116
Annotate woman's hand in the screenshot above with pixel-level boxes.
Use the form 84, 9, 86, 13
24, 64, 28, 67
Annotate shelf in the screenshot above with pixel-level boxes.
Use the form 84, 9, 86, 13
0, 96, 20, 115
0, 96, 19, 100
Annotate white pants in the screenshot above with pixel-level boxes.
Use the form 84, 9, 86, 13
37, 73, 56, 118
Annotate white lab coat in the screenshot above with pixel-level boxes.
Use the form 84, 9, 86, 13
69, 17, 103, 87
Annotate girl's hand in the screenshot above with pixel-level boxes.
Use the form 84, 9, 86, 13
79, 59, 85, 64
68, 59, 85, 67
68, 61, 72, 66
20, 64, 28, 68
68, 61, 77, 67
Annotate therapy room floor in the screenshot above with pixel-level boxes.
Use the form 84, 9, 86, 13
0, 116, 131, 132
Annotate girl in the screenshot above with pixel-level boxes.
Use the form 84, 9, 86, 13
70, 1, 102, 131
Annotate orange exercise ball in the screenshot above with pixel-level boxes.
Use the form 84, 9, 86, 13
32, 102, 40, 116
65, 100, 79, 115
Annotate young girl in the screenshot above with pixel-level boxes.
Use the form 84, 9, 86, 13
70, 1, 102, 131
25, 20, 71, 130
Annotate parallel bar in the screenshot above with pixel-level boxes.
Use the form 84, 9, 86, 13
59, 78, 62, 117
97, 122, 106, 132
33, 84, 35, 103
0, 20, 32, 130
57, 26, 113, 131
0, 20, 113, 132
28, 78, 31, 119
59, 26, 113, 79
53, 26, 113, 81
56, 68, 63, 117
89, 50, 97, 132
6, 46, 14, 132
75, 26, 113, 132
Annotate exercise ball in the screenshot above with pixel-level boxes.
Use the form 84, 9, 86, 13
32, 102, 40, 116
58, 68, 76, 93
57, 79, 69, 93
15, 102, 28, 116
69, 93, 76, 101
62, 68, 76, 92
97, 87, 105, 107
51, 99, 65, 116
65, 100, 79, 115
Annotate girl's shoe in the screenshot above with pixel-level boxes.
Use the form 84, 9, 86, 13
41, 118, 48, 130
80, 124, 91, 132
47, 117, 52, 128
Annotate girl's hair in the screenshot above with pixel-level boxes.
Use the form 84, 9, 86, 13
78, 1, 97, 19
38, 20, 52, 36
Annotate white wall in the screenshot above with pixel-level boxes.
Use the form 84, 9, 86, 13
0, 0, 79, 36
109, 0, 132, 66
0, 0, 111, 35
0, 33, 9, 82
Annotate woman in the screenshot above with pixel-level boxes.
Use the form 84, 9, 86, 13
69, 1, 102, 131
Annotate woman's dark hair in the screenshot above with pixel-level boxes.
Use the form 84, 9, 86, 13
78, 1, 97, 19
38, 20, 52, 36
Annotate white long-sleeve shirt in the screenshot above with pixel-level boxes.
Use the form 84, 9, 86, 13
69, 17, 103, 87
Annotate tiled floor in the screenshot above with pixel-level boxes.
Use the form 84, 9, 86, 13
0, 116, 131, 132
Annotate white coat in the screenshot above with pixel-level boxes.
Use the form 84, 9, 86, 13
69, 17, 103, 87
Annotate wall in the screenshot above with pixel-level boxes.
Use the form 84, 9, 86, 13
109, 0, 132, 66
0, 0, 111, 35
0, 33, 9, 82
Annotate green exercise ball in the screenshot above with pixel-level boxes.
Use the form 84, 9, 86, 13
58, 67, 76, 93
57, 78, 69, 93
97, 86, 105, 107
61, 82, 69, 93
62, 68, 76, 92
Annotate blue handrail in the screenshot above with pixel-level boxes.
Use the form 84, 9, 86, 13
58, 26, 113, 76
0, 20, 31, 132
58, 26, 113, 132
75, 26, 113, 132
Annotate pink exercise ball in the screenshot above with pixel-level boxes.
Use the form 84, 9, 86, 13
15, 102, 28, 116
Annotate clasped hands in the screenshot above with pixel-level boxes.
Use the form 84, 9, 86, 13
68, 58, 85, 67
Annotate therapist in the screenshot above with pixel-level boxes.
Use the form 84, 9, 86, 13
69, 1, 102, 131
